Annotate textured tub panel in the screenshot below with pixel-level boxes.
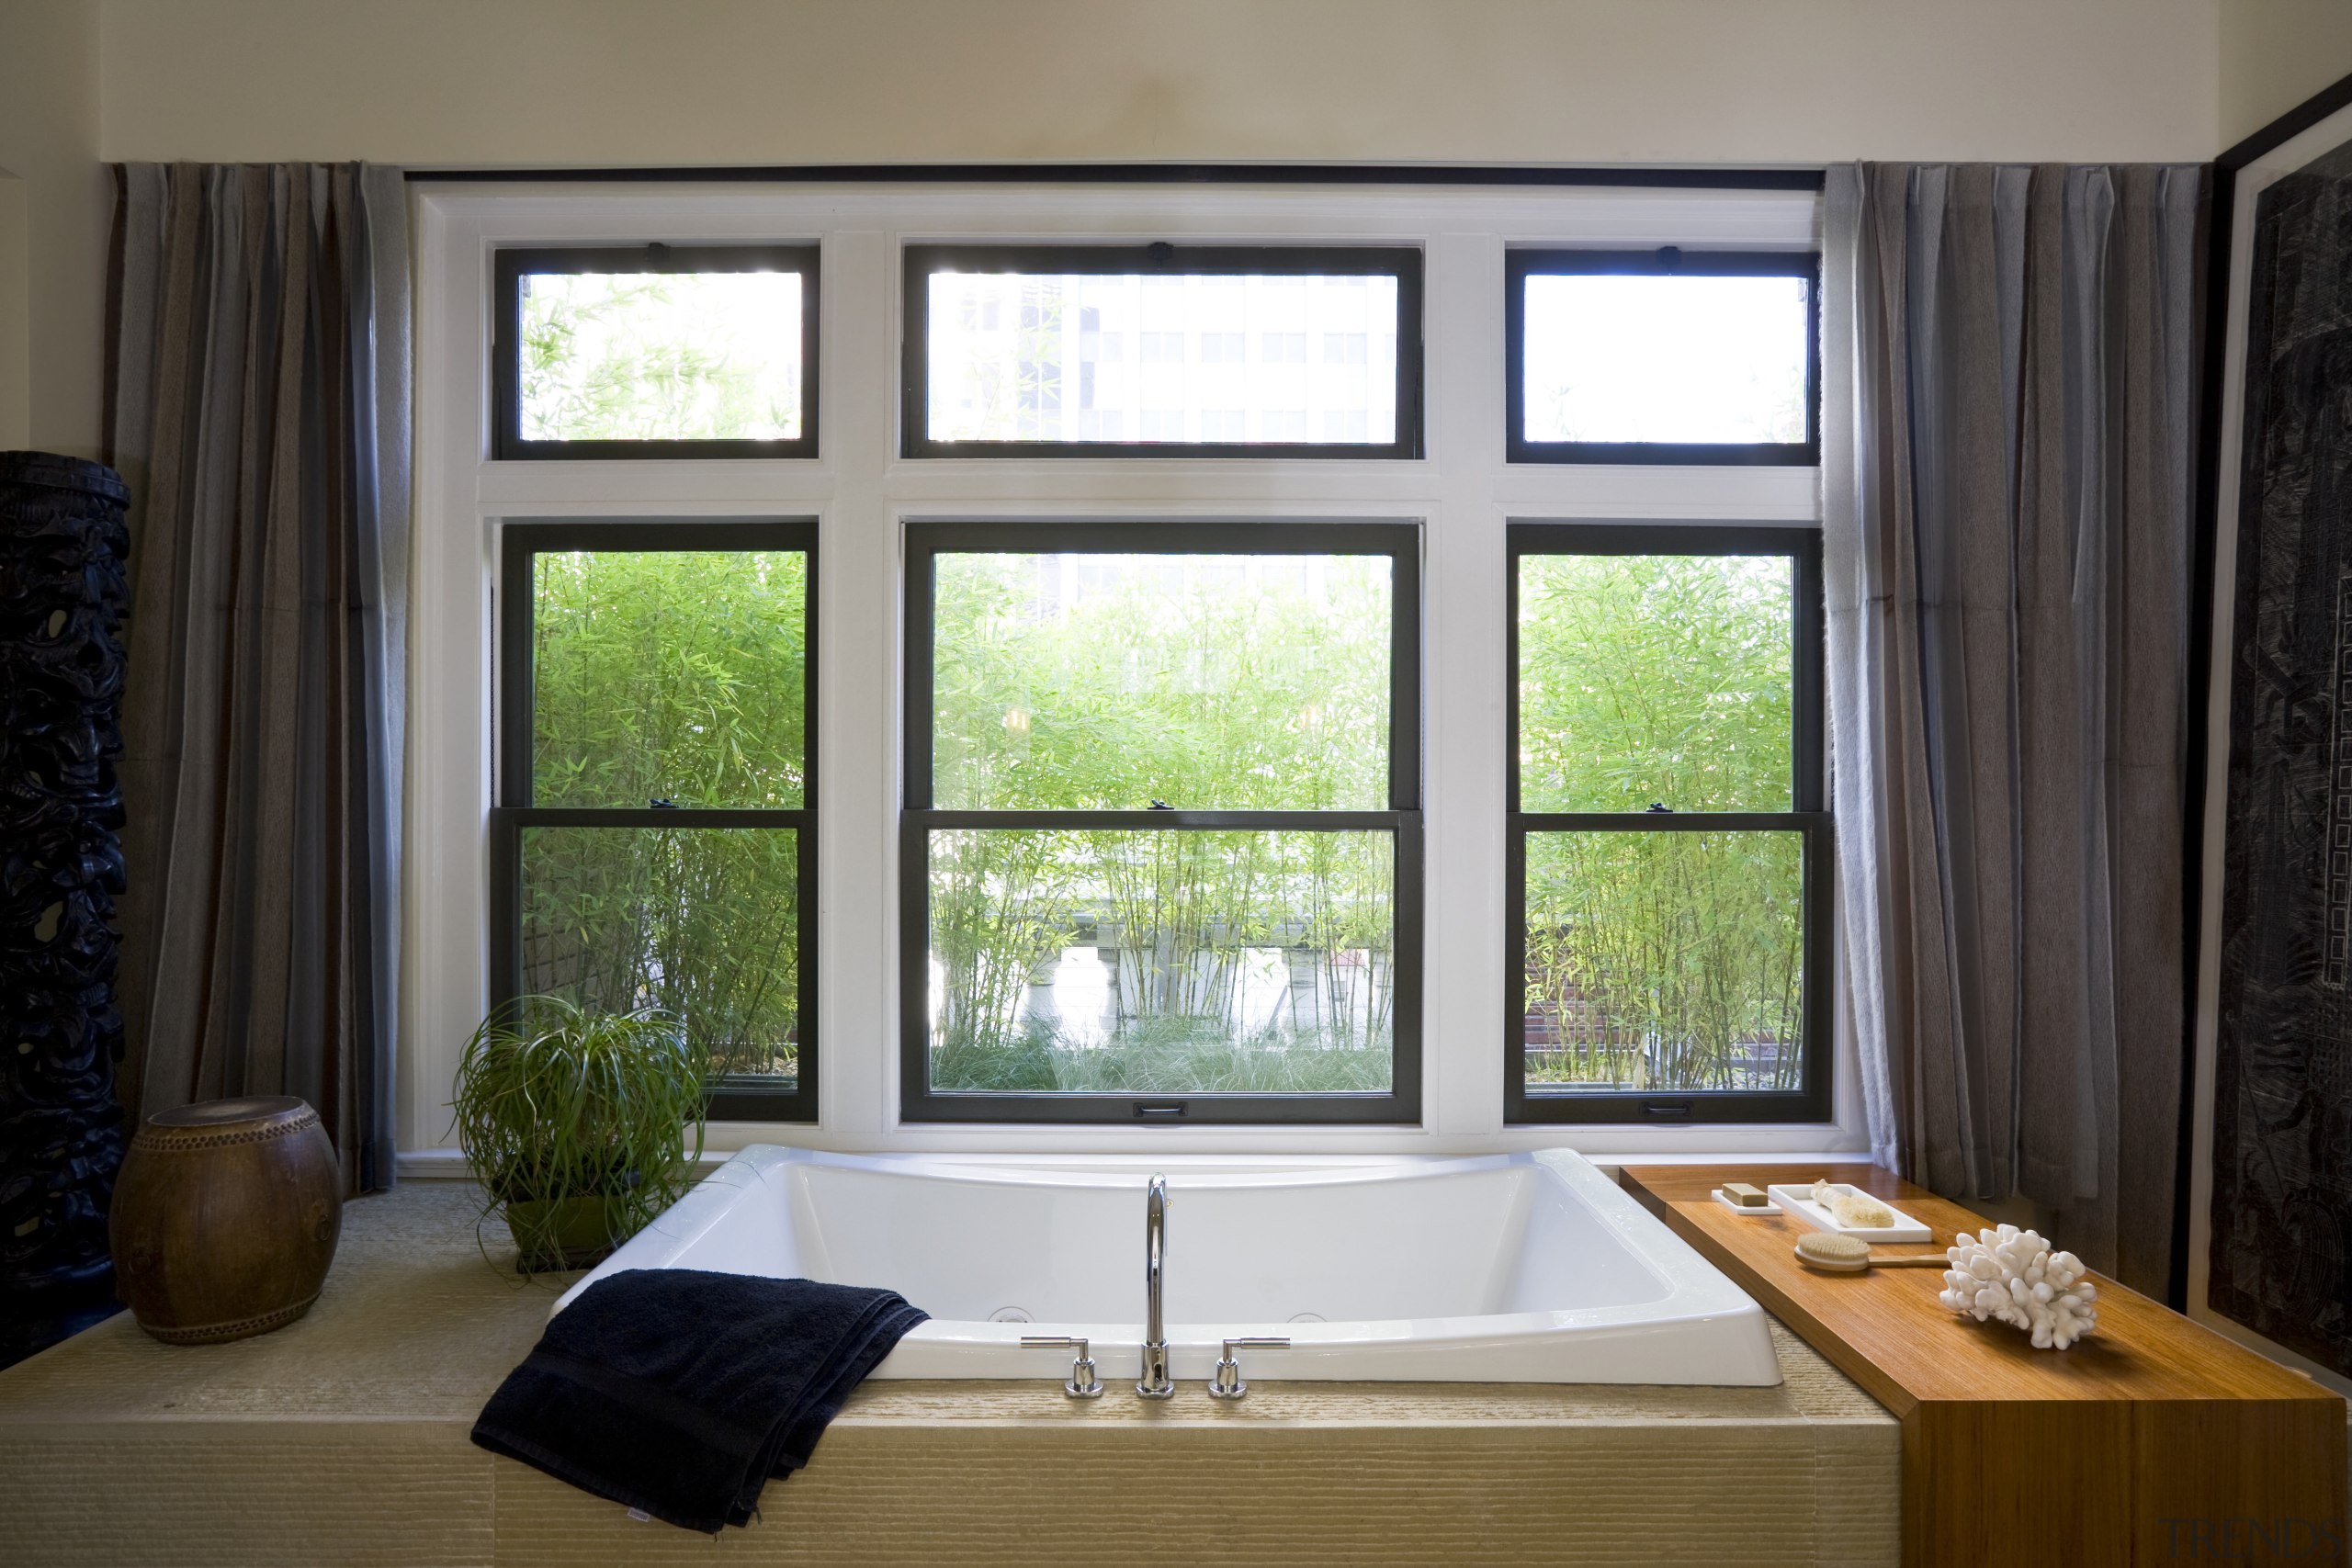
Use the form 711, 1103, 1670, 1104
495, 1421, 1896, 1567
0, 1421, 493, 1568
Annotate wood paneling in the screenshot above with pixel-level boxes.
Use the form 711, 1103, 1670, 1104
1621, 1164, 2348, 1568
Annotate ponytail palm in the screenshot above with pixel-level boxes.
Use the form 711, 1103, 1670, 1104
452, 997, 710, 1272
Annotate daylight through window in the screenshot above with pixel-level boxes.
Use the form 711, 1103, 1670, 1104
901, 524, 1422, 1124
905, 246, 1422, 457
1506, 250, 1818, 465
493, 245, 819, 458
493, 523, 818, 1122
1506, 525, 1828, 1124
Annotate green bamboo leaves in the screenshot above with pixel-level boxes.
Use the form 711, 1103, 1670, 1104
933, 552, 1388, 812
531, 549, 807, 810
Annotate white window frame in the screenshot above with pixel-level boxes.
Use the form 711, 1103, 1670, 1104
405, 179, 1870, 1166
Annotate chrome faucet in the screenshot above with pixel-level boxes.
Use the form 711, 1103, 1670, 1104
1137, 1173, 1174, 1398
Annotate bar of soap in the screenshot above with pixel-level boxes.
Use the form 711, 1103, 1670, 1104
1812, 1178, 1895, 1229
1723, 1182, 1770, 1209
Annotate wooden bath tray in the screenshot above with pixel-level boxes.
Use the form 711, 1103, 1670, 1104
1619, 1164, 2347, 1568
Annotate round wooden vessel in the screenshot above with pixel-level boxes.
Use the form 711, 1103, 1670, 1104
109, 1097, 343, 1344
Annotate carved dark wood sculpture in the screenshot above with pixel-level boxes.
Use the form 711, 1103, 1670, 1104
0, 452, 132, 1337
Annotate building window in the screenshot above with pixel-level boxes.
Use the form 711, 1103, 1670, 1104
492, 244, 819, 459
900, 522, 1422, 1124
1506, 524, 1827, 1124
904, 245, 1423, 457
1506, 249, 1818, 465
492, 521, 817, 1122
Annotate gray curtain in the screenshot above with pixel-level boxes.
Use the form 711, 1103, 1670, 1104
104, 164, 410, 1196
1823, 163, 2204, 1295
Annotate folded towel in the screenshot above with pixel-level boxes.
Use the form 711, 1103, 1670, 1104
470, 1269, 928, 1533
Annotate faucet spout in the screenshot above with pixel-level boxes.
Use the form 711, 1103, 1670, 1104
1137, 1174, 1173, 1398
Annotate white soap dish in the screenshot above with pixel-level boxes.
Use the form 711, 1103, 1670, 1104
1766, 1183, 1933, 1245
1713, 1188, 1781, 1215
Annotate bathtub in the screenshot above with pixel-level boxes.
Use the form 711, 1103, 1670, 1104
555, 1146, 1781, 1386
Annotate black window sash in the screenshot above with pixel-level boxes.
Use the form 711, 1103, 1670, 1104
1503, 248, 1822, 467
901, 245, 1425, 460
492, 518, 818, 1123
900, 520, 1422, 1125
1503, 523, 1830, 1125
492, 243, 821, 461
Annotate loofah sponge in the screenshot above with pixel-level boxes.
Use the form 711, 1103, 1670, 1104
1810, 1178, 1895, 1230
1937, 1224, 2098, 1349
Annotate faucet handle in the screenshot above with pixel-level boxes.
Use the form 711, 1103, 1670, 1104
1208, 1336, 1290, 1400
1020, 1335, 1105, 1398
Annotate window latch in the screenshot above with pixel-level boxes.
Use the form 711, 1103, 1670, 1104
1645, 802, 1673, 814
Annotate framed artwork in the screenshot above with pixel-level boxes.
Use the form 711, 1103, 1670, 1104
2190, 70, 2352, 1388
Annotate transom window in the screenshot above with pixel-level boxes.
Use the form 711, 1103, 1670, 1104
492, 244, 820, 458
1506, 524, 1828, 1123
900, 522, 1422, 1124
902, 245, 1423, 458
1505, 249, 1819, 465
493, 521, 817, 1122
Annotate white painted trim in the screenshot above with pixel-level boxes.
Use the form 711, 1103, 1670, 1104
403, 180, 1867, 1168
2186, 103, 2352, 1402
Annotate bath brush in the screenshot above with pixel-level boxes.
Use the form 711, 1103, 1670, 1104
1792, 1232, 1951, 1273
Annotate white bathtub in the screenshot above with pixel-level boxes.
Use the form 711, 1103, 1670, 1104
556, 1146, 1781, 1386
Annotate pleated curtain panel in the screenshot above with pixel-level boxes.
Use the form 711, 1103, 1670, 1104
1822, 164, 2206, 1296
104, 164, 411, 1195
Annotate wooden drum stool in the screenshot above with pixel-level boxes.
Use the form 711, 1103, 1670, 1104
109, 1097, 343, 1344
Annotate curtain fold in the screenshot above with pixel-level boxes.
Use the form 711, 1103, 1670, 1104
105, 164, 409, 1196
1823, 162, 2204, 1295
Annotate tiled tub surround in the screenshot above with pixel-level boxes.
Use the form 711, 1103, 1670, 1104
560, 1147, 1781, 1386
0, 1181, 1896, 1567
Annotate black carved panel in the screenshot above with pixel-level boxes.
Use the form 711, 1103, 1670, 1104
2214, 137, 2352, 1379
0, 452, 131, 1315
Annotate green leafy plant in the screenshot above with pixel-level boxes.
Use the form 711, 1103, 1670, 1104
451, 996, 711, 1273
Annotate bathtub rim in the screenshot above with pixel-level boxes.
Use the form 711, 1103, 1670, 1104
550, 1145, 1784, 1386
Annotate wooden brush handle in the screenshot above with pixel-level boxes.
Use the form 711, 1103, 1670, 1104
1870, 1254, 1951, 1268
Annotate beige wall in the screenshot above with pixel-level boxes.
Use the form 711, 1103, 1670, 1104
2221, 0, 2352, 147
99, 0, 2225, 167
0, 0, 104, 459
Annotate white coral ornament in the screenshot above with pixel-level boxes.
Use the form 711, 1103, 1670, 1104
1937, 1224, 2098, 1349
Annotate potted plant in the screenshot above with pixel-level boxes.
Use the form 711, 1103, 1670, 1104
451, 997, 711, 1273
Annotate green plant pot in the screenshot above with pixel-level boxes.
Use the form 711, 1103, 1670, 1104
503, 1195, 626, 1274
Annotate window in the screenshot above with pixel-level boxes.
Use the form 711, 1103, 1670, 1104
904, 245, 1423, 457
493, 521, 817, 1121
492, 245, 820, 459
900, 522, 1422, 1124
1506, 524, 1827, 1124
1506, 249, 1818, 465
424, 179, 1842, 1162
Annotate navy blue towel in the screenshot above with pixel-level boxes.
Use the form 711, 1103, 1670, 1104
471, 1269, 928, 1533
